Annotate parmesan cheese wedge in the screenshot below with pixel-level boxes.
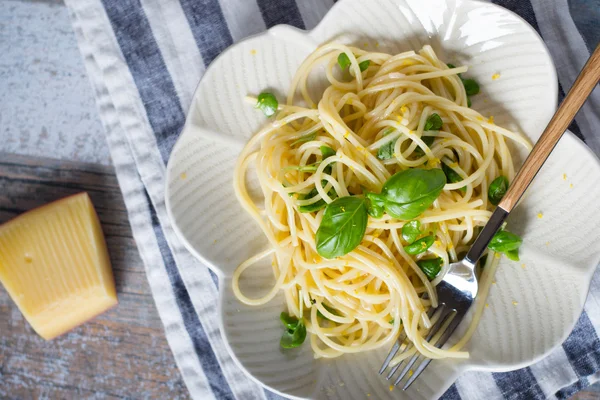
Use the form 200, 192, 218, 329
0, 192, 118, 340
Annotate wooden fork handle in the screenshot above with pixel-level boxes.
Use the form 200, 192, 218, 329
498, 44, 600, 212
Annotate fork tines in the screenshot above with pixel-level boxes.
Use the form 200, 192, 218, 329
379, 303, 461, 390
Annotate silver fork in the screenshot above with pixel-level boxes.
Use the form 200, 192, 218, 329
380, 44, 600, 390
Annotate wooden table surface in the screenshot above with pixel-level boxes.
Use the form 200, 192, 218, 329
0, 153, 189, 399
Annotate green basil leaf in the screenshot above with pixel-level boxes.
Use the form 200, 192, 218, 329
424, 113, 443, 131
488, 176, 509, 206
506, 248, 520, 261
338, 52, 351, 69
320, 146, 336, 174
280, 313, 307, 349
441, 162, 466, 193
417, 257, 443, 280
377, 138, 397, 160
316, 196, 368, 258
280, 312, 299, 330
446, 63, 456, 69
401, 220, 421, 244
462, 78, 480, 96
290, 131, 317, 147
320, 146, 336, 159
389, 318, 395, 325
298, 183, 337, 213
317, 303, 340, 320
284, 163, 319, 173
359, 60, 370, 72
467, 96, 472, 107
404, 235, 435, 255
382, 127, 395, 136
365, 193, 384, 218
414, 136, 435, 156
366, 168, 446, 220
488, 230, 522, 255
256, 92, 278, 117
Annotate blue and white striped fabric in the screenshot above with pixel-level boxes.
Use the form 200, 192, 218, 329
65, 0, 600, 398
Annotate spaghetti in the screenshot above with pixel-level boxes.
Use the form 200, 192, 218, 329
232, 43, 530, 362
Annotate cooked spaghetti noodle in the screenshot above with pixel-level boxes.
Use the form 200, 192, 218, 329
232, 43, 531, 361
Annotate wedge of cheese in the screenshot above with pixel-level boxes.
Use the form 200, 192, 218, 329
0, 192, 117, 340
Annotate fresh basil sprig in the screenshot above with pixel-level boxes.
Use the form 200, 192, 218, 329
447, 64, 480, 107
316, 196, 368, 258
280, 312, 307, 349
404, 235, 435, 255
338, 53, 351, 69
378, 139, 396, 160
401, 220, 421, 244
287, 146, 336, 175
338, 53, 370, 72
415, 113, 443, 155
488, 230, 522, 261
488, 176, 509, 205
424, 113, 443, 131
366, 168, 446, 220
358, 60, 370, 72
256, 92, 278, 117
290, 131, 317, 147
417, 257, 443, 280
320, 145, 336, 174
284, 164, 319, 173
320, 145, 336, 159
298, 182, 337, 213
462, 79, 480, 96
317, 303, 340, 320
441, 162, 466, 193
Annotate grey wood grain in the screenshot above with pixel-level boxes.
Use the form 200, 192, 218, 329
0, 152, 189, 399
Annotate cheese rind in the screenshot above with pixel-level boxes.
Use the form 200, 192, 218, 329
0, 192, 118, 340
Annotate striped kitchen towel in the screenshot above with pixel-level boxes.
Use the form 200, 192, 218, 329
64, 0, 600, 398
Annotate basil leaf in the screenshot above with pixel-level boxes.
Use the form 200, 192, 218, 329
366, 193, 384, 218
359, 60, 370, 72
316, 196, 368, 259
389, 318, 395, 325
365, 168, 446, 220
401, 220, 421, 244
414, 136, 435, 156
417, 258, 443, 280
404, 235, 435, 255
284, 163, 319, 173
506, 248, 520, 261
298, 183, 337, 213
280, 312, 307, 349
377, 138, 397, 160
320, 146, 336, 159
488, 230, 522, 259
280, 312, 299, 330
320, 146, 336, 174
446, 63, 461, 78
441, 162, 466, 193
317, 303, 340, 320
424, 113, 443, 131
256, 92, 278, 117
445, 64, 479, 103
462, 78, 480, 96
290, 131, 317, 147
488, 176, 509, 206
338, 52, 351, 69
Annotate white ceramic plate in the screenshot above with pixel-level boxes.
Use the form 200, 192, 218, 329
165, 0, 600, 398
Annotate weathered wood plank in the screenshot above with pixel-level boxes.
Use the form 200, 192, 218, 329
0, 153, 189, 399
